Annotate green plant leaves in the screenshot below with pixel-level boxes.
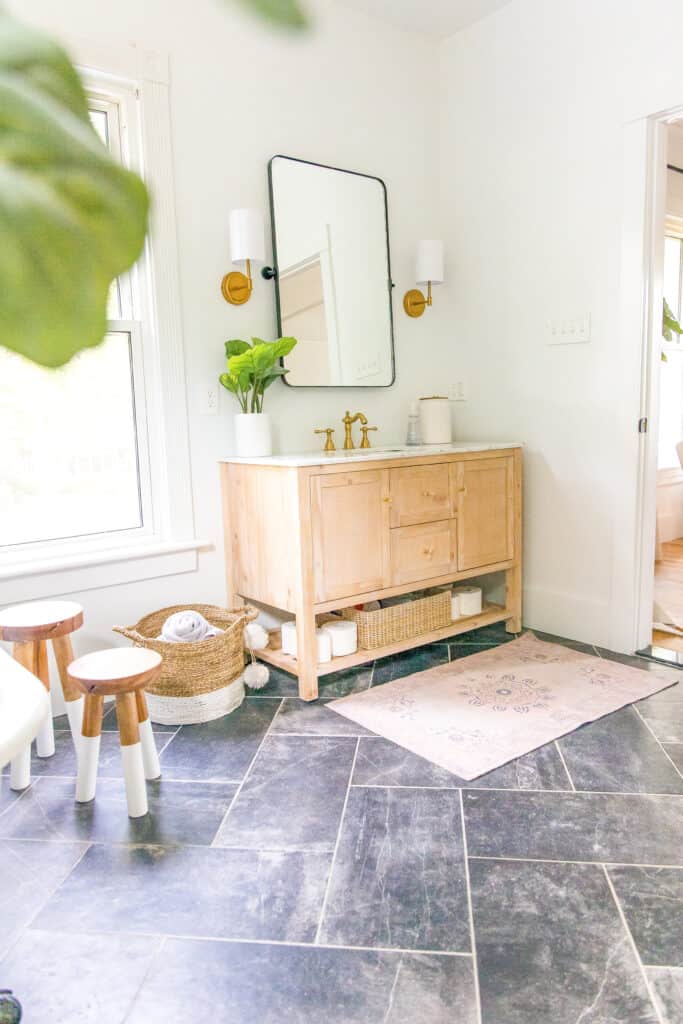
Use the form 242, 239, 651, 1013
663, 298, 683, 343
219, 336, 298, 412
0, 10, 149, 367
235, 0, 308, 31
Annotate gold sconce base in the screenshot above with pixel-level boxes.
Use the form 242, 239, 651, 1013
221, 270, 252, 305
403, 288, 427, 318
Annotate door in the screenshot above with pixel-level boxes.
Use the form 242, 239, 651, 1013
311, 469, 391, 602
452, 456, 514, 570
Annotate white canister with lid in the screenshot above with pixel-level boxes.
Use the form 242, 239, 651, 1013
419, 396, 452, 444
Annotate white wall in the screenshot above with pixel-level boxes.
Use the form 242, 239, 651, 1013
438, 0, 683, 647
6, 0, 450, 651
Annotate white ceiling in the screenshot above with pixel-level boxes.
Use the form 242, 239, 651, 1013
338, 0, 514, 37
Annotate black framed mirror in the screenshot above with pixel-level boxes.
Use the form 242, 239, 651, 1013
267, 155, 395, 387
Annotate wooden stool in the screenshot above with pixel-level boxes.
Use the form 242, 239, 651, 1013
0, 600, 84, 790
67, 648, 163, 818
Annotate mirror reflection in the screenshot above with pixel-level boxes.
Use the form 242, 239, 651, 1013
268, 156, 395, 387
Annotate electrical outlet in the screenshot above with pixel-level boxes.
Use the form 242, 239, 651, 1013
546, 315, 591, 345
204, 387, 218, 415
448, 381, 466, 402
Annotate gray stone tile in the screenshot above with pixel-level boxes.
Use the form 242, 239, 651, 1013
127, 939, 477, 1024
608, 867, 683, 967
639, 705, 683, 744
1, 728, 174, 781
318, 786, 470, 952
372, 642, 449, 686
637, 680, 683, 709
33, 843, 330, 943
270, 699, 374, 736
454, 622, 515, 644
449, 642, 496, 662
463, 790, 683, 865
647, 968, 683, 1024
557, 707, 683, 794
214, 735, 356, 852
0, 929, 161, 1024
0, 777, 236, 846
0, 774, 33, 814
254, 663, 373, 698
469, 858, 658, 1024
352, 736, 571, 791
0, 839, 87, 959
158, 698, 279, 781
665, 744, 683, 774
531, 629, 597, 655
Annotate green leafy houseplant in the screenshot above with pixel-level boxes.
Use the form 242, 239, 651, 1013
1, 0, 307, 368
219, 337, 297, 413
662, 298, 683, 361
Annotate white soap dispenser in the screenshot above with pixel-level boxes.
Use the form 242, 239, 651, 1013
406, 401, 421, 445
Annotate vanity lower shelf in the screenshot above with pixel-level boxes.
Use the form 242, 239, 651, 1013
257, 602, 511, 678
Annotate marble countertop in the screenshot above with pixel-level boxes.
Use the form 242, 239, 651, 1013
219, 441, 522, 468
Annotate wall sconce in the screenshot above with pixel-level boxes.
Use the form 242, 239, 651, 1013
221, 208, 265, 305
403, 239, 444, 318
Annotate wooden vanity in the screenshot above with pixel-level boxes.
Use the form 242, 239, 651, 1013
220, 444, 522, 700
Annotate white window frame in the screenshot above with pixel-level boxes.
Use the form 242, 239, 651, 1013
0, 53, 201, 603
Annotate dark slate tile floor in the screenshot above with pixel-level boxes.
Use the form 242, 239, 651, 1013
1, 625, 682, 1023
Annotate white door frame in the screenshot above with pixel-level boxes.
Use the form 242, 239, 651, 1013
614, 104, 683, 654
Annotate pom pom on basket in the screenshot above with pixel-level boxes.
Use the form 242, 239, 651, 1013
113, 603, 257, 725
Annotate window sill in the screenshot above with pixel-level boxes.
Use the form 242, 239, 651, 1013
0, 539, 210, 604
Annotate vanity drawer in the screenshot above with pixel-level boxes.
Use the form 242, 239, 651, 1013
389, 464, 452, 527
390, 520, 457, 586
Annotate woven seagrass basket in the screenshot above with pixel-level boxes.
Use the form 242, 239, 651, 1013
113, 603, 257, 725
341, 590, 451, 650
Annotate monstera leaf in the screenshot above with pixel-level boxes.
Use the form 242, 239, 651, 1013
0, 9, 149, 367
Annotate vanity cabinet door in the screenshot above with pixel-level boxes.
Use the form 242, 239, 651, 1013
311, 470, 392, 603
452, 456, 514, 570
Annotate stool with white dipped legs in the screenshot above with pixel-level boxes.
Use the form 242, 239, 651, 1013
67, 647, 163, 818
0, 600, 85, 790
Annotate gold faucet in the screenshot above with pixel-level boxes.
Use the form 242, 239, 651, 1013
342, 410, 368, 450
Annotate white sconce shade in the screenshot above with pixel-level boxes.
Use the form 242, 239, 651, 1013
230, 208, 265, 265
415, 239, 444, 285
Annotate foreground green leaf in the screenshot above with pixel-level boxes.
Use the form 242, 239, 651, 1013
235, 0, 308, 30
0, 10, 149, 367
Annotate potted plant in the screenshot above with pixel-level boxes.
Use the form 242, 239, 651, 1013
219, 336, 297, 456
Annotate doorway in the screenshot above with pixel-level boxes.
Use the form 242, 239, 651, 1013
640, 120, 683, 665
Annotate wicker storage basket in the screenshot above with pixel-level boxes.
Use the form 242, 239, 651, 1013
113, 604, 257, 725
341, 590, 451, 650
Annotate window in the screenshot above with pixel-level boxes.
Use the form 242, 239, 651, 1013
658, 232, 683, 469
0, 62, 196, 598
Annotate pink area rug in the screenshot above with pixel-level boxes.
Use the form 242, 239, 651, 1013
329, 632, 678, 780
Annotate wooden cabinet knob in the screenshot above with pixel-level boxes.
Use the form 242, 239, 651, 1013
422, 546, 434, 558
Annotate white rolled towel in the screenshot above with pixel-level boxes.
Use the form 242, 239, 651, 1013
159, 611, 223, 643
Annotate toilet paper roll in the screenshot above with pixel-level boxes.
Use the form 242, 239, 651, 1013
323, 620, 358, 657
316, 628, 332, 664
450, 592, 461, 621
281, 620, 297, 657
453, 585, 482, 617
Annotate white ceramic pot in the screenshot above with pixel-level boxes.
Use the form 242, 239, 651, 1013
234, 413, 272, 457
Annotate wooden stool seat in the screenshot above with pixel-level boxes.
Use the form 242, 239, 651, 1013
1, 600, 84, 790
68, 648, 162, 695
0, 600, 84, 643
68, 647, 163, 818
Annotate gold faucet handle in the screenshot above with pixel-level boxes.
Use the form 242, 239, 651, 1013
314, 428, 336, 452
359, 426, 378, 449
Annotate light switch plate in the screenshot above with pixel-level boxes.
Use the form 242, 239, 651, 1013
546, 315, 591, 345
